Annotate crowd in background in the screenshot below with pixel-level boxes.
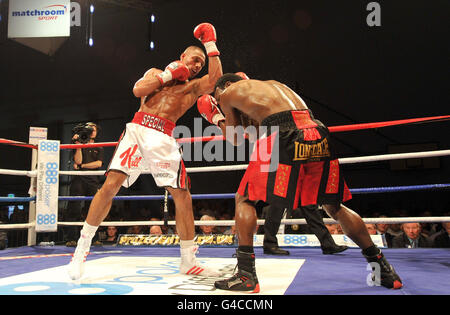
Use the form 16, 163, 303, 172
1, 199, 449, 249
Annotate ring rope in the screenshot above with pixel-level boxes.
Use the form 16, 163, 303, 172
0, 138, 37, 149
3, 143, 446, 179
61, 114, 450, 148
3, 216, 449, 230
1, 183, 449, 203
0, 169, 36, 177
51, 149, 450, 176
0, 223, 35, 229
55, 216, 450, 227
1, 115, 448, 150
53, 183, 450, 201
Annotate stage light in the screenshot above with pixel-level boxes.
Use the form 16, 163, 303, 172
87, 3, 94, 47
148, 13, 155, 51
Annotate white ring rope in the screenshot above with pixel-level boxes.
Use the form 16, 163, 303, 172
338, 149, 450, 165
0, 223, 34, 229
2, 217, 449, 230
38, 216, 450, 228
0, 169, 36, 177
57, 149, 450, 176
0, 149, 449, 177
0, 217, 450, 230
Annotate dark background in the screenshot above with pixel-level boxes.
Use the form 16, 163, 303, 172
0, 0, 449, 217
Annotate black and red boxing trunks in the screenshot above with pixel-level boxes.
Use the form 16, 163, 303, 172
237, 109, 352, 209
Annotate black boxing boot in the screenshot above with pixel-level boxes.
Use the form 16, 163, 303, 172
263, 245, 290, 255
214, 248, 260, 293
363, 245, 403, 289
322, 245, 348, 255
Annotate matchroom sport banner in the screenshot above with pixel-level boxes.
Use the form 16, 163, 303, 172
8, 0, 70, 38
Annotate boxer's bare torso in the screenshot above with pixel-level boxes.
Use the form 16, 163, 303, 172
138, 68, 204, 123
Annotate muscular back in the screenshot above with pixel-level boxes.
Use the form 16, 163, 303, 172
220, 79, 308, 124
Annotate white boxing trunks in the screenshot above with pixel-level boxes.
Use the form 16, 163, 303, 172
107, 112, 187, 189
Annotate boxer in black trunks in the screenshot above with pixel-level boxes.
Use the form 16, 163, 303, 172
197, 73, 403, 292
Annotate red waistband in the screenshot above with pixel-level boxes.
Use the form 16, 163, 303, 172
131, 112, 176, 136
291, 110, 318, 129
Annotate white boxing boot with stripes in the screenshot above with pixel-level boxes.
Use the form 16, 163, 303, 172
179, 240, 220, 277
67, 222, 97, 280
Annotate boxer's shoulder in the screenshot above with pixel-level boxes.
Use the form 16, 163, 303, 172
143, 68, 163, 78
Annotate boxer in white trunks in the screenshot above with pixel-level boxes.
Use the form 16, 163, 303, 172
68, 23, 223, 280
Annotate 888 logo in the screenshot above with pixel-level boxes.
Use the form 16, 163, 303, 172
45, 162, 58, 184
283, 235, 309, 245
39, 141, 59, 152
37, 214, 56, 225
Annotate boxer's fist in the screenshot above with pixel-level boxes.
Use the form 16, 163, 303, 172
194, 23, 220, 57
157, 61, 190, 85
197, 95, 224, 125
235, 72, 250, 80
194, 23, 217, 43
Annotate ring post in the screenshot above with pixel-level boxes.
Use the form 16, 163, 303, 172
27, 127, 48, 246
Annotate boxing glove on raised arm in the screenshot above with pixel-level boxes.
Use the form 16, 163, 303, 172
194, 23, 220, 57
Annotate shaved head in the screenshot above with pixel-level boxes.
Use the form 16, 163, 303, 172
183, 45, 205, 57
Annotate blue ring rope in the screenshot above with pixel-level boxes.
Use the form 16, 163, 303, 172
1, 183, 449, 202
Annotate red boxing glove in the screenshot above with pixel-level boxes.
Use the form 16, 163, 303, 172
157, 61, 190, 85
235, 72, 250, 80
194, 23, 220, 57
197, 95, 225, 125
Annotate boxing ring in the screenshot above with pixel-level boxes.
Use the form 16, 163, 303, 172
0, 115, 450, 295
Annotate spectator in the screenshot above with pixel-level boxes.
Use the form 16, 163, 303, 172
8, 206, 27, 247
392, 222, 433, 248
150, 225, 163, 235
325, 224, 338, 235
224, 225, 236, 235
103, 226, 118, 244
199, 214, 216, 235
419, 211, 438, 237
127, 225, 144, 234
166, 214, 177, 235
431, 221, 450, 248
375, 216, 395, 248
9, 206, 27, 223
387, 223, 403, 238
366, 223, 377, 235
223, 216, 236, 235
216, 213, 232, 234
0, 213, 7, 249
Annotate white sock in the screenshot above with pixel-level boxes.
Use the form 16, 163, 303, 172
80, 221, 98, 242
180, 240, 196, 265
180, 239, 195, 249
